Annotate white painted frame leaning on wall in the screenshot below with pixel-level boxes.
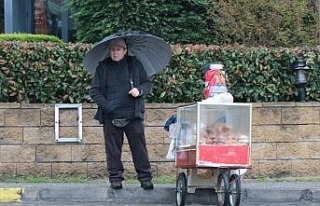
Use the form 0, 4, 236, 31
54, 104, 83, 143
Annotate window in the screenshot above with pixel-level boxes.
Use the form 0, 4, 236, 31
0, 0, 4, 33
3, 0, 74, 42
34, 0, 75, 41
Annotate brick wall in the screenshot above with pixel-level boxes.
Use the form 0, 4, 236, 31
0, 102, 319, 179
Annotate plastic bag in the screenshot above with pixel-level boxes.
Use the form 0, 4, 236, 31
166, 138, 175, 161
202, 92, 234, 103
166, 123, 177, 161
204, 64, 228, 99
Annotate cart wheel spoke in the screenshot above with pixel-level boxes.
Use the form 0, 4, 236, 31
217, 172, 229, 206
176, 172, 187, 206
229, 174, 241, 206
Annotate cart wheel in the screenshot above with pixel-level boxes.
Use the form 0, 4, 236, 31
229, 174, 241, 206
217, 172, 229, 206
176, 172, 187, 206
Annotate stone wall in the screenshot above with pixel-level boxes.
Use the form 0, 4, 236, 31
0, 102, 320, 179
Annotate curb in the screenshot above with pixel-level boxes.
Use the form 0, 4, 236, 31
0, 188, 22, 203
0, 182, 320, 205
20, 187, 320, 205
242, 188, 320, 203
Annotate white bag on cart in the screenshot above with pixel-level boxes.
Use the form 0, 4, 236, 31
166, 123, 177, 161
202, 92, 234, 103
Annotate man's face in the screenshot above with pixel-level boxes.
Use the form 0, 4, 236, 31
110, 46, 127, 62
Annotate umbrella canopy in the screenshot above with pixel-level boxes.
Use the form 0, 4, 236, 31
83, 31, 172, 77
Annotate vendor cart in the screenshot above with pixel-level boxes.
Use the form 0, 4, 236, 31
174, 102, 252, 206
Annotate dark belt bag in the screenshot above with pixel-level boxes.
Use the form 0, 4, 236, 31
112, 119, 130, 127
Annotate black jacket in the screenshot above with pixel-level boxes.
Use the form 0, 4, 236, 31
90, 56, 152, 124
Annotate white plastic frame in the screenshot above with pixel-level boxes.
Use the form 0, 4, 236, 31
55, 104, 83, 143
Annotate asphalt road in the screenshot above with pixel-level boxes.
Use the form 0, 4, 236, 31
2, 203, 320, 206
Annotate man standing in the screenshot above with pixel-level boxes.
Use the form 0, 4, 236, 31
90, 38, 153, 190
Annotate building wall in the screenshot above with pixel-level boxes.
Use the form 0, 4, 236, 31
0, 102, 319, 179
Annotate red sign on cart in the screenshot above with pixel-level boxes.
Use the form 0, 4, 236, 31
175, 145, 250, 168
198, 145, 250, 166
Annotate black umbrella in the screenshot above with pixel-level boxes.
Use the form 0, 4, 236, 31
83, 31, 172, 76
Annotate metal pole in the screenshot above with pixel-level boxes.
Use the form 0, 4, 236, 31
318, 0, 320, 43
298, 84, 306, 102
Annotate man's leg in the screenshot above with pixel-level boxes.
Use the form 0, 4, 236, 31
103, 120, 125, 186
125, 119, 153, 189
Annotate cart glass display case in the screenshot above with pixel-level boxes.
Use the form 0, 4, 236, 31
175, 102, 252, 168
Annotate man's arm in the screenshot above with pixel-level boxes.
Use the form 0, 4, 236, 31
89, 65, 110, 111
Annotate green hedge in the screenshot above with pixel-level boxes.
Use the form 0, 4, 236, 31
0, 42, 319, 103
0, 33, 63, 43
0, 41, 91, 103
156, 45, 299, 102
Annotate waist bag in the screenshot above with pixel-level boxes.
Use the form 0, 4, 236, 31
112, 119, 131, 127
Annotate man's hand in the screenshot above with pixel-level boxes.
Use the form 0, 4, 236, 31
129, 88, 140, 97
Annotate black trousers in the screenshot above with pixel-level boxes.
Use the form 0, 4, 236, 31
103, 118, 152, 183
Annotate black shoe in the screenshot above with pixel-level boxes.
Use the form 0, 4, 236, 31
110, 181, 122, 189
141, 180, 154, 190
